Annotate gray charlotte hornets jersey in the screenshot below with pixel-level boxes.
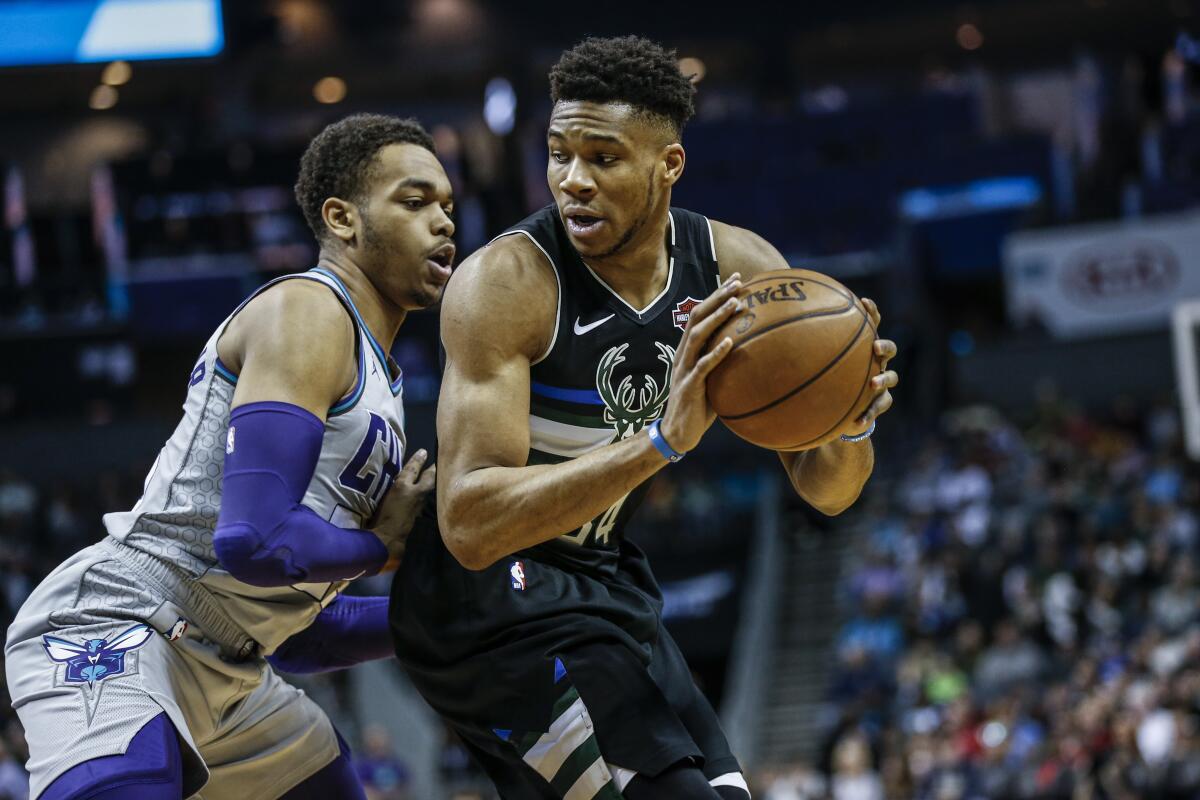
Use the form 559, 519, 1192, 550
104, 268, 406, 652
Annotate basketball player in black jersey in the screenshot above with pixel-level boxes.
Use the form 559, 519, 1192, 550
391, 36, 898, 799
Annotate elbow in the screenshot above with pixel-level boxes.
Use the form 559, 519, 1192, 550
439, 498, 498, 571
441, 524, 497, 571
213, 524, 294, 587
813, 498, 855, 517
796, 485, 862, 517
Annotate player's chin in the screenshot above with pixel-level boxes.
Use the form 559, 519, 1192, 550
410, 282, 445, 309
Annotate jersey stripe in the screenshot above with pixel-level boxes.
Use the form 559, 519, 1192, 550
529, 416, 614, 458
529, 401, 610, 430
531, 381, 604, 405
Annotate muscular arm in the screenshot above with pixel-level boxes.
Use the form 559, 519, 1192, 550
436, 239, 673, 570
710, 221, 876, 516
210, 281, 393, 585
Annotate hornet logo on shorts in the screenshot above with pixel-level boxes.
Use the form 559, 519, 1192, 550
42, 624, 154, 686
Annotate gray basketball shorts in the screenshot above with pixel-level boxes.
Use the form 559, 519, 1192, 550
4, 539, 341, 799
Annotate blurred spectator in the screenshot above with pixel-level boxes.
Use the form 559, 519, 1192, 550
355, 724, 410, 800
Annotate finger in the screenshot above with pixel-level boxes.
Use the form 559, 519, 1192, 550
873, 339, 897, 368
692, 336, 734, 379
683, 275, 742, 335
400, 448, 428, 481
861, 297, 882, 329
680, 297, 739, 370
859, 391, 893, 425
416, 463, 436, 491
870, 370, 899, 391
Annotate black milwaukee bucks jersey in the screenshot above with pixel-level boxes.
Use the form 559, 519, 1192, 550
391, 205, 724, 737
496, 204, 721, 576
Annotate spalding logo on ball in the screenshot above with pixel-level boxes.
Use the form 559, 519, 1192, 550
705, 269, 880, 452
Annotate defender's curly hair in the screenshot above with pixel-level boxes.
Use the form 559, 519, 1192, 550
294, 113, 435, 243
549, 36, 696, 137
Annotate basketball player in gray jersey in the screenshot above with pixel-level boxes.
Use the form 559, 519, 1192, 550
5, 114, 454, 799
392, 38, 899, 799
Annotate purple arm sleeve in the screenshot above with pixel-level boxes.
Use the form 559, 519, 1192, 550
266, 594, 391, 674
214, 401, 388, 587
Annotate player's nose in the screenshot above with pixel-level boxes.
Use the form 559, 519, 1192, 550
559, 158, 595, 198
432, 206, 454, 238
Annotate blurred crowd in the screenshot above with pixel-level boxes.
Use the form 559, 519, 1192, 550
759, 396, 1199, 800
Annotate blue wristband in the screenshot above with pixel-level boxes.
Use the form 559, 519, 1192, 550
840, 420, 876, 443
647, 419, 685, 462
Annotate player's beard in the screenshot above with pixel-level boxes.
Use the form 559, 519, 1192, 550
594, 167, 657, 259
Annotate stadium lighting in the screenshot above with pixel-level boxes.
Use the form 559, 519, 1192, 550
313, 76, 347, 104
101, 60, 132, 86
89, 84, 119, 110
483, 77, 516, 136
956, 23, 983, 51
679, 57, 706, 83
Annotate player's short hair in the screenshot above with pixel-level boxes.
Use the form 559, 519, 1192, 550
549, 35, 696, 139
295, 113, 435, 243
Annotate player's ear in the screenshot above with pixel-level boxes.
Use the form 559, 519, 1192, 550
662, 143, 685, 187
322, 197, 357, 244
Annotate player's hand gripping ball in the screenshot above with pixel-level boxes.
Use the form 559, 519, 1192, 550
704, 269, 894, 451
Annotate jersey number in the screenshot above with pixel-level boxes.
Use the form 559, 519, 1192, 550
562, 493, 628, 547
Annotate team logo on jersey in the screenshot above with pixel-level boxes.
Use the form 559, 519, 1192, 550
596, 342, 675, 440
672, 297, 702, 331
509, 560, 527, 591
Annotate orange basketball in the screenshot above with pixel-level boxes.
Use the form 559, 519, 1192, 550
705, 269, 879, 451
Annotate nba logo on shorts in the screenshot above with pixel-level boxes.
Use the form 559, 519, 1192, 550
672, 297, 701, 330
509, 560, 526, 591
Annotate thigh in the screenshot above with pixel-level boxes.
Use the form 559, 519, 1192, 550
7, 589, 208, 800
649, 627, 743, 783
197, 666, 342, 800
277, 728, 365, 800
40, 712, 183, 800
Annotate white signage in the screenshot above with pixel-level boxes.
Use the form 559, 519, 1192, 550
1004, 210, 1200, 339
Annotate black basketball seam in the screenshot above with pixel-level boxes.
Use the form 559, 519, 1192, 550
782, 338, 877, 450
721, 307, 870, 421
728, 302, 855, 350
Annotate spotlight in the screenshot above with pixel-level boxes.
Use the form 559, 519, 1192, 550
956, 23, 983, 51
101, 61, 132, 86
90, 85, 118, 110
678, 57, 706, 83
313, 76, 347, 104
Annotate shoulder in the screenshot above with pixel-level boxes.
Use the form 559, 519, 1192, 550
440, 234, 557, 362
709, 219, 789, 280
224, 276, 355, 370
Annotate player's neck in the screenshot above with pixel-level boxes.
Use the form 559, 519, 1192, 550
315, 256, 406, 348
579, 214, 671, 311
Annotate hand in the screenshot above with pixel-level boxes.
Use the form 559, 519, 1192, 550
838, 297, 899, 438
657, 273, 743, 454
368, 448, 435, 572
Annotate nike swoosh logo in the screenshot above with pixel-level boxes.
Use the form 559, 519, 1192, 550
573, 314, 615, 335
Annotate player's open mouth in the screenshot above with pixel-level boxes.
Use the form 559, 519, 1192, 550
426, 243, 456, 283
565, 213, 605, 238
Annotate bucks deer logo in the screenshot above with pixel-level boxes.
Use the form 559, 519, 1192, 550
595, 342, 675, 440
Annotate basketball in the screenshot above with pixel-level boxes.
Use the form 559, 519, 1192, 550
705, 269, 879, 451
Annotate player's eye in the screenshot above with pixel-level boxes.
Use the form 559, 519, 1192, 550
402, 198, 425, 209
442, 204, 454, 216
596, 154, 618, 165
549, 151, 569, 164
